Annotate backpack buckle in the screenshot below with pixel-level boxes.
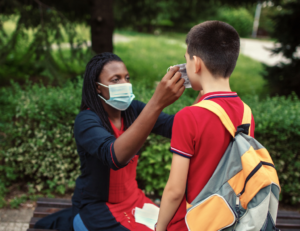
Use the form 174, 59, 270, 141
235, 124, 250, 136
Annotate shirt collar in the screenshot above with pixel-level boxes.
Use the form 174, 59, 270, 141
198, 91, 238, 102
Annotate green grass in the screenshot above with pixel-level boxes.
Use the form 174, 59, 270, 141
1, 16, 266, 98
113, 33, 266, 98
231, 55, 266, 97
52, 31, 266, 97
115, 35, 187, 88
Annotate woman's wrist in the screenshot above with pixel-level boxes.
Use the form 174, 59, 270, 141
148, 97, 164, 112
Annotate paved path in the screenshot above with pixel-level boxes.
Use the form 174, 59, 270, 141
0, 208, 33, 231
240, 38, 293, 65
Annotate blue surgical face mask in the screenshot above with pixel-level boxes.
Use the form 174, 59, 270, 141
97, 82, 135, 111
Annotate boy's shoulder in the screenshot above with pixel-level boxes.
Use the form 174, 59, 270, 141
175, 103, 217, 121
173, 104, 217, 134
174, 92, 246, 128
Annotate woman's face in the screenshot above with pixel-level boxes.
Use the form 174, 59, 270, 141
96, 61, 130, 100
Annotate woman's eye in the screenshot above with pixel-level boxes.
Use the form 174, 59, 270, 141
126, 76, 130, 81
112, 79, 118, 83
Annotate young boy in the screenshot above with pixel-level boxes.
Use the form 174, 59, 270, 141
155, 21, 255, 231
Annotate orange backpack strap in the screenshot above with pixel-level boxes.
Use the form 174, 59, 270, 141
193, 100, 236, 137
242, 102, 252, 136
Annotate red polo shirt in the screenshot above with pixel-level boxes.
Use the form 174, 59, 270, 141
167, 91, 255, 231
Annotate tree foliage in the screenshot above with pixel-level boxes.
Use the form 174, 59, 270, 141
263, 0, 300, 96
114, 0, 219, 32
0, 0, 91, 85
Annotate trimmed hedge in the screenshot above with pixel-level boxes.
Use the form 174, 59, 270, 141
0, 81, 82, 199
244, 94, 300, 203
1, 81, 300, 205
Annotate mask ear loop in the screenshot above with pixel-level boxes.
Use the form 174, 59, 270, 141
98, 94, 107, 102
97, 83, 109, 102
97, 82, 109, 88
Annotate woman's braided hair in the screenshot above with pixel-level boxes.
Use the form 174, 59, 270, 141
80, 52, 136, 135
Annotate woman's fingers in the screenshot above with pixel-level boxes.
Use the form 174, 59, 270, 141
151, 66, 186, 110
165, 73, 184, 99
170, 71, 182, 85
163, 66, 180, 81
174, 77, 185, 91
175, 84, 185, 99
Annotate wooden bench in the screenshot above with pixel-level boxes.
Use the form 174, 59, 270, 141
28, 198, 72, 231
28, 198, 300, 231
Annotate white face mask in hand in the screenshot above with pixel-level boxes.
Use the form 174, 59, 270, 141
167, 63, 191, 88
97, 83, 135, 111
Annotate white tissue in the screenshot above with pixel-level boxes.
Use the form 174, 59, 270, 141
134, 203, 160, 230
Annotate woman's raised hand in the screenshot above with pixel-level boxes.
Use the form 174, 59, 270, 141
114, 66, 185, 165
151, 66, 185, 110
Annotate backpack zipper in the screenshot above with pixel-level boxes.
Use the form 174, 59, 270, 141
238, 161, 275, 196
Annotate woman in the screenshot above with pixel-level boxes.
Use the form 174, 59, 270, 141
72, 52, 185, 231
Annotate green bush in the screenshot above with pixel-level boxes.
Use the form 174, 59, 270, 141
244, 94, 300, 204
0, 80, 82, 200
137, 135, 172, 194
213, 7, 254, 37
1, 81, 300, 204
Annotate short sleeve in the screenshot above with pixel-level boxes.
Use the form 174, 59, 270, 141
170, 108, 196, 159
74, 110, 125, 170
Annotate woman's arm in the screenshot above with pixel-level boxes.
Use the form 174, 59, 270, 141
114, 67, 185, 165
151, 90, 204, 138
131, 100, 174, 139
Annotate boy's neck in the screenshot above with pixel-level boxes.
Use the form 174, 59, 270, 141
200, 73, 231, 95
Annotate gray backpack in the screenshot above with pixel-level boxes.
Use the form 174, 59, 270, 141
185, 100, 280, 231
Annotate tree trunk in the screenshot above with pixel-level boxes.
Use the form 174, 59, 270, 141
90, 0, 114, 53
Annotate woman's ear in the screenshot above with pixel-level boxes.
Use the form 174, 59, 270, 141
193, 55, 202, 74
95, 82, 101, 94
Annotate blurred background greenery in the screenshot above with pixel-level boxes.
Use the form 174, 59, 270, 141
0, 0, 300, 208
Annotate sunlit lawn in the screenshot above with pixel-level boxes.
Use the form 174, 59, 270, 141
114, 33, 266, 98
2, 17, 266, 98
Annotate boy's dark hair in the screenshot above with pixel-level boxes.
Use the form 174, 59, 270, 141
186, 21, 240, 78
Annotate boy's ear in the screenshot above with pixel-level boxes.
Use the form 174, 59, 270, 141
193, 56, 202, 74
